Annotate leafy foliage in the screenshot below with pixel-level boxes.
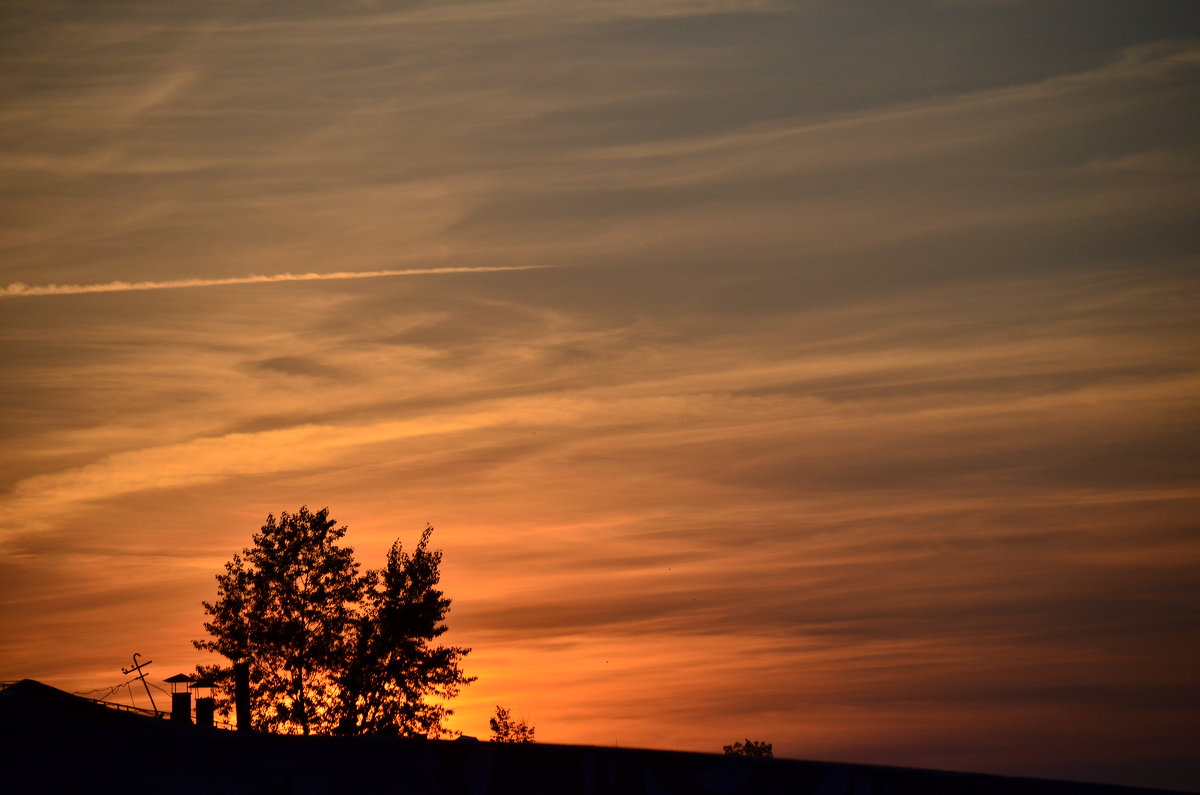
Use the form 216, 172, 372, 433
489, 706, 536, 743
723, 739, 773, 758
194, 507, 472, 736
336, 527, 474, 736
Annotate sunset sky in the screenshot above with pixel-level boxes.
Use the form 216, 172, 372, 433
2, 0, 1198, 790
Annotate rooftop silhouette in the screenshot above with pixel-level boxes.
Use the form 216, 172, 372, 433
1, 680, 1189, 795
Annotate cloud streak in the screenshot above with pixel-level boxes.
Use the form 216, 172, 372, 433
0, 265, 551, 299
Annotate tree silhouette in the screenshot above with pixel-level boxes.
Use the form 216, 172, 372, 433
336, 528, 474, 736
723, 739, 773, 758
489, 706, 535, 743
194, 507, 471, 736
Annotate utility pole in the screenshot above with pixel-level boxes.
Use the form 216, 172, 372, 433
121, 653, 159, 717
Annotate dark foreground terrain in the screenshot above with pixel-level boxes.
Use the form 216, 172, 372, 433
0, 680, 1187, 794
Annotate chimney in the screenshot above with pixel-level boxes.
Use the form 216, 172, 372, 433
191, 675, 217, 729
164, 673, 194, 724
194, 697, 216, 728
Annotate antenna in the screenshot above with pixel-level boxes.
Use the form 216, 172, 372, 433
121, 653, 160, 717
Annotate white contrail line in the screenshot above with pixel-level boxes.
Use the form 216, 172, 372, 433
1, 265, 550, 298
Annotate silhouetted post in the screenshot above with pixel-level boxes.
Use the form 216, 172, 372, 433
165, 673, 193, 723
121, 653, 159, 717
234, 660, 251, 732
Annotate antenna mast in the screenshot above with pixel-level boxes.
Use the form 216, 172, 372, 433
121, 653, 159, 717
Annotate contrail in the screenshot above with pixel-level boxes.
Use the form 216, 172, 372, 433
1, 265, 550, 298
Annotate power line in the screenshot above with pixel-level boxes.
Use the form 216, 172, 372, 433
74, 676, 139, 703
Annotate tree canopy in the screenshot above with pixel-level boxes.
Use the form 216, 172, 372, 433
723, 739, 773, 758
488, 706, 536, 743
193, 506, 473, 736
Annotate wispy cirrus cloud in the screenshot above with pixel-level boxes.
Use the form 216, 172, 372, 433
3, 1, 1199, 788
0, 265, 552, 299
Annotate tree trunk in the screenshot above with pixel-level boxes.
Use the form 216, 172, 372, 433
294, 669, 309, 736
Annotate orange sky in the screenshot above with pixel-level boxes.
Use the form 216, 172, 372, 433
2, 1, 1198, 790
